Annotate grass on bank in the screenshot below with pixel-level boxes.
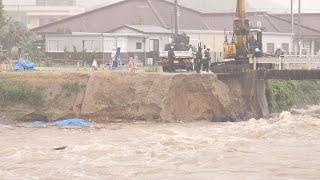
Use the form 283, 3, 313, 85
60, 81, 85, 97
144, 66, 161, 72
267, 80, 320, 112
0, 82, 44, 107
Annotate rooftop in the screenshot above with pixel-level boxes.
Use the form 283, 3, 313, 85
31, 0, 320, 37
108, 25, 172, 34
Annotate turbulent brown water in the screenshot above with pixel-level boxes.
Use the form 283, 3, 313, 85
1, 106, 320, 180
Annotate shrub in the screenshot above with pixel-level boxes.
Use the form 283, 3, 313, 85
267, 80, 320, 112
0, 82, 44, 107
61, 81, 82, 96
144, 66, 160, 72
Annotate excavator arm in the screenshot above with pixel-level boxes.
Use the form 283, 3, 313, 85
234, 0, 250, 60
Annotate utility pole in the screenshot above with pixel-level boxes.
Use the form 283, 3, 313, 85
174, 0, 179, 34
291, 0, 294, 34
298, 0, 301, 56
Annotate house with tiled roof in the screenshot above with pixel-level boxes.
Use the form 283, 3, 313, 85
270, 13, 320, 55
32, 0, 320, 63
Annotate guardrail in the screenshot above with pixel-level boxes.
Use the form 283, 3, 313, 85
253, 55, 320, 70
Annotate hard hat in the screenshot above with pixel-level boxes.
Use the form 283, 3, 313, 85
171, 46, 174, 49
276, 45, 281, 49
255, 48, 260, 52
112, 47, 116, 50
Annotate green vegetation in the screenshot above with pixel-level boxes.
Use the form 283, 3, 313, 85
44, 57, 53, 67
0, 0, 8, 32
144, 66, 160, 72
0, 82, 44, 107
61, 81, 82, 97
267, 80, 320, 112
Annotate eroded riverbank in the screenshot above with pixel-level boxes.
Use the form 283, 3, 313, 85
0, 72, 260, 123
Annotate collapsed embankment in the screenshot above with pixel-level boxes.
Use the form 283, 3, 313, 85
0, 72, 264, 123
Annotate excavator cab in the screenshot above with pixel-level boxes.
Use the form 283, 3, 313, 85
248, 29, 263, 57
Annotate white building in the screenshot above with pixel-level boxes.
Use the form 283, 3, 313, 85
45, 25, 172, 64
5, 5, 84, 29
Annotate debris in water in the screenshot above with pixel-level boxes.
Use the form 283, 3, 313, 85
53, 146, 68, 151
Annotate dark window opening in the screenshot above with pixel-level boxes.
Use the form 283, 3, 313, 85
136, 42, 142, 50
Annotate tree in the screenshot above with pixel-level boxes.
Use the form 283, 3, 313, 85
0, 0, 8, 30
0, 1, 44, 60
0, 21, 43, 59
0, 0, 9, 47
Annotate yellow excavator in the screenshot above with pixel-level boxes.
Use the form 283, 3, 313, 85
224, 0, 263, 60
211, 0, 263, 73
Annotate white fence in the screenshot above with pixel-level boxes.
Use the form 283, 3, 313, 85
253, 55, 320, 70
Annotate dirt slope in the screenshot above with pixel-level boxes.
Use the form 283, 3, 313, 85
0, 72, 252, 123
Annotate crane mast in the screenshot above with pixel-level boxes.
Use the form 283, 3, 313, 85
234, 0, 250, 60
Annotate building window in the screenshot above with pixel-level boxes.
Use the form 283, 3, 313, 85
282, 43, 289, 53
150, 39, 159, 52
104, 40, 114, 52
257, 21, 262, 28
48, 40, 64, 52
82, 40, 98, 52
136, 42, 142, 50
267, 43, 274, 54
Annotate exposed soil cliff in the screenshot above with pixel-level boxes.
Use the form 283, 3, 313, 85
0, 72, 258, 123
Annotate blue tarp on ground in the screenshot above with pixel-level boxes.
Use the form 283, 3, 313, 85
14, 61, 36, 71
27, 119, 92, 125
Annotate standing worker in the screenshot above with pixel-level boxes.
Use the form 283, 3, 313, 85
203, 47, 211, 73
92, 59, 98, 71
168, 46, 176, 72
195, 45, 202, 73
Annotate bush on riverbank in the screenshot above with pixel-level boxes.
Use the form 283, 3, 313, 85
0, 82, 44, 107
267, 80, 320, 112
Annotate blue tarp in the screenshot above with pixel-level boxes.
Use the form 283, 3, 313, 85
27, 119, 92, 125
14, 61, 36, 71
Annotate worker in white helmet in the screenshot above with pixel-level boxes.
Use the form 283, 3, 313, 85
274, 45, 285, 57
168, 46, 176, 72
203, 47, 211, 73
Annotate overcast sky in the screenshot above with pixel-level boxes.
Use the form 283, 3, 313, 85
3, 0, 320, 13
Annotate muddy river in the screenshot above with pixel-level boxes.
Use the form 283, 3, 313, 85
1, 106, 320, 180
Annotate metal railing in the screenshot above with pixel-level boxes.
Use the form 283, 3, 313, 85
253, 55, 320, 70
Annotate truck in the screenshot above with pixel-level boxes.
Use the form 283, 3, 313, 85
159, 33, 195, 72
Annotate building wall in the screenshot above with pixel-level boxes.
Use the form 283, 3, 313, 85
45, 33, 170, 57
36, 0, 76, 6
46, 35, 103, 53
4, 5, 84, 29
262, 33, 294, 54
111, 28, 171, 52
292, 39, 320, 56
185, 30, 294, 55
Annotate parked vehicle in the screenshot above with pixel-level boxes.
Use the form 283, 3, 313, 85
159, 33, 195, 72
